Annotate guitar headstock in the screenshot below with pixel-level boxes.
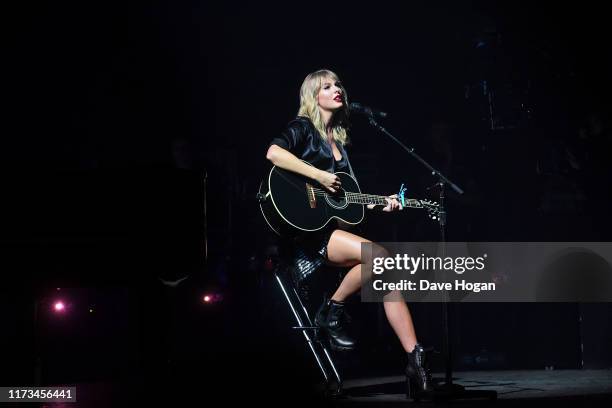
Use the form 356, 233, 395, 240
420, 199, 440, 221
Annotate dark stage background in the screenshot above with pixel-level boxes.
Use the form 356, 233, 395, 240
3, 0, 612, 403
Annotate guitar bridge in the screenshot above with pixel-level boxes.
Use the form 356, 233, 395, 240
306, 183, 317, 208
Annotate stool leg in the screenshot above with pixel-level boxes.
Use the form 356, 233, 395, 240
289, 281, 342, 394
274, 273, 330, 384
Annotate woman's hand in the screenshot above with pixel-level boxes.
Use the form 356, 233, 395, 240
315, 169, 342, 193
367, 194, 403, 212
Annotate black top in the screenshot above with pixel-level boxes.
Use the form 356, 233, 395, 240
270, 116, 354, 176
334, 152, 349, 173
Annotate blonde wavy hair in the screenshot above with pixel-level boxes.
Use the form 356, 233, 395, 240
297, 69, 350, 145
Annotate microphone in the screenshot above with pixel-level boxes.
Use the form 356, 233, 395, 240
349, 102, 387, 118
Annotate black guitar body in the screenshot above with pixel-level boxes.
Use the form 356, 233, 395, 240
258, 162, 364, 236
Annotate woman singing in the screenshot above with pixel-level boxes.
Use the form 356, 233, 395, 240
266, 69, 432, 398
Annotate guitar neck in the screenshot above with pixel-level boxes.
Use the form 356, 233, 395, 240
345, 192, 424, 208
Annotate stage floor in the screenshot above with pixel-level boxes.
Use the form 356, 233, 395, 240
20, 368, 612, 407
334, 369, 612, 406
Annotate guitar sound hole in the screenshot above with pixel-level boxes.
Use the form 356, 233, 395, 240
325, 189, 349, 209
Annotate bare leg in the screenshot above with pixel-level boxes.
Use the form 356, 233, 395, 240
326, 230, 419, 353
330, 262, 361, 302
383, 293, 418, 352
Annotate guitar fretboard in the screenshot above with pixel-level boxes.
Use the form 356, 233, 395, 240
345, 192, 423, 208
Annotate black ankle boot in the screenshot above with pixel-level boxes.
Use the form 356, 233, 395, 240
314, 298, 356, 351
405, 343, 433, 400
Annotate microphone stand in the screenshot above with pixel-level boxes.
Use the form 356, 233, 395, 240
365, 115, 497, 402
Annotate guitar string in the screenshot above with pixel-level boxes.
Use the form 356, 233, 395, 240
311, 192, 421, 204
310, 187, 422, 202
312, 188, 397, 200
309, 189, 424, 207
311, 187, 420, 200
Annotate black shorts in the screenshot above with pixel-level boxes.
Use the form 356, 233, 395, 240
290, 226, 334, 285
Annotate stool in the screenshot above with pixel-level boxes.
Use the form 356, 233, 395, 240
273, 270, 343, 395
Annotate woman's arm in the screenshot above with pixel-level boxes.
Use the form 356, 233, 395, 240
266, 144, 319, 180
266, 144, 341, 193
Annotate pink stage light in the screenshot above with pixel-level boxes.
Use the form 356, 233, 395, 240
54, 301, 65, 312
202, 293, 223, 304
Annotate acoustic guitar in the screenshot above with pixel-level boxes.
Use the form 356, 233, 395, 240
258, 161, 439, 236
